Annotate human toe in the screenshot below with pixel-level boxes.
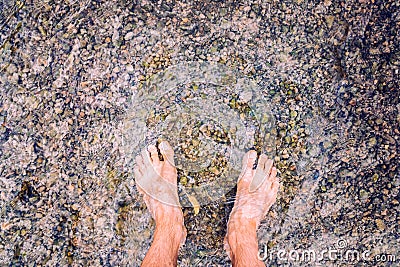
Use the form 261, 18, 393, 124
159, 141, 175, 165
148, 144, 160, 165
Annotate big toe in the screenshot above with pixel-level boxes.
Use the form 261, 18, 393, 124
160, 141, 175, 166
250, 154, 272, 192
239, 150, 257, 185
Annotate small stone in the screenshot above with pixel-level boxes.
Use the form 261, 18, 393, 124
359, 189, 369, 200
239, 90, 252, 103
228, 31, 236, 40
126, 64, 134, 73
113, 66, 120, 73
368, 137, 377, 147
180, 176, 188, 185
323, 141, 333, 150
7, 63, 17, 74
325, 15, 334, 28
209, 166, 220, 175
375, 219, 385, 231
124, 32, 134, 40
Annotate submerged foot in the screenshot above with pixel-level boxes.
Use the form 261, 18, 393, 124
229, 150, 279, 223
134, 141, 186, 245
224, 150, 279, 264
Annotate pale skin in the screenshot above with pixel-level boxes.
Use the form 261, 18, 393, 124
134, 141, 279, 267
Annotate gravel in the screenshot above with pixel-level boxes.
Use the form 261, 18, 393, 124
0, 0, 398, 266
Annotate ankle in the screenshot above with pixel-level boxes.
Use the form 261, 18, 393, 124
227, 217, 257, 247
226, 217, 264, 266
227, 211, 258, 231
154, 211, 186, 245
142, 211, 186, 267
155, 222, 185, 243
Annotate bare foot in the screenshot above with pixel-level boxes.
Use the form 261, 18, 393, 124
229, 150, 279, 223
135, 141, 186, 266
224, 150, 279, 266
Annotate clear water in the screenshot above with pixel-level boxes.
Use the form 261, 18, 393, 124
1, 0, 398, 266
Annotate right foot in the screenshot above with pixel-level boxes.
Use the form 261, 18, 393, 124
225, 150, 279, 261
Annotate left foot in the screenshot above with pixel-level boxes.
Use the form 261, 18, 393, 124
134, 141, 186, 245
228, 151, 279, 225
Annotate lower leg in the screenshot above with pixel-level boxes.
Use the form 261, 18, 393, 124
142, 209, 185, 267
226, 217, 264, 266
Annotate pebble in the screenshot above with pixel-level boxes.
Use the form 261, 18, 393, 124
124, 32, 134, 40
375, 219, 386, 231
368, 137, 377, 147
126, 64, 134, 73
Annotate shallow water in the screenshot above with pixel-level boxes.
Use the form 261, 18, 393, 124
1, 0, 399, 266
123, 62, 278, 207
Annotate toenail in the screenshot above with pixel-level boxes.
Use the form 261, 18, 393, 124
160, 142, 169, 150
